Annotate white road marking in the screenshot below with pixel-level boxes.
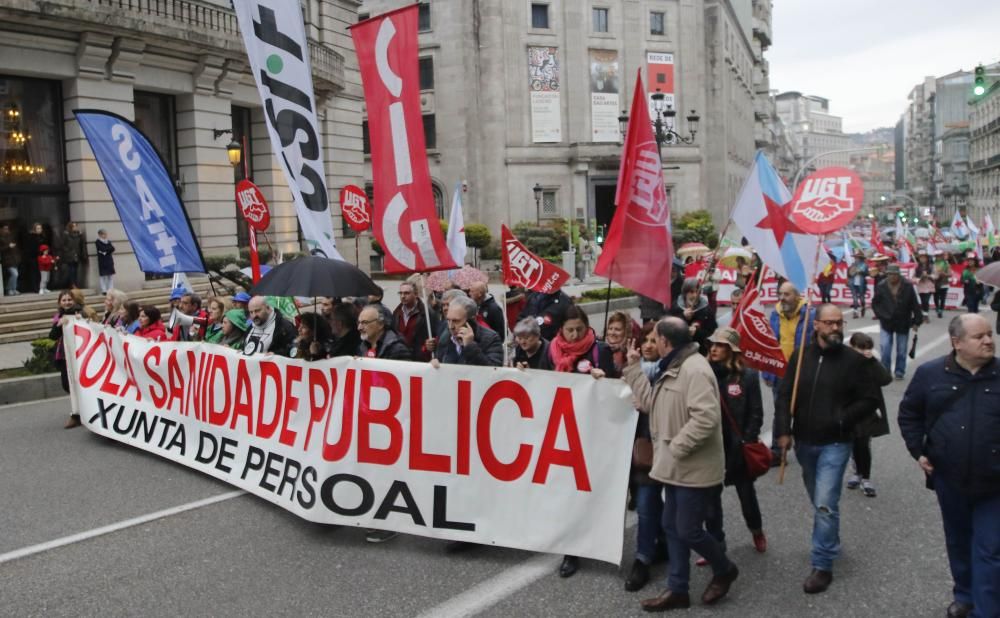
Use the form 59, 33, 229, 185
0, 395, 69, 411
846, 324, 881, 334
912, 332, 950, 360
0, 490, 245, 565
416, 513, 639, 618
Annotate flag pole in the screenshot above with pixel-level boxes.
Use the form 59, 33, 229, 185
778, 240, 823, 484
421, 273, 434, 351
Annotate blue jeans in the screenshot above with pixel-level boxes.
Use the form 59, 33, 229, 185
635, 483, 665, 565
879, 329, 908, 377
794, 441, 852, 571
849, 284, 866, 310
662, 484, 734, 594
934, 475, 1000, 615
4, 265, 17, 294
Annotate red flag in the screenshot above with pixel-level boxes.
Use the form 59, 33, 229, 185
733, 283, 787, 377
350, 7, 456, 273
870, 219, 889, 256
594, 71, 673, 306
501, 225, 571, 293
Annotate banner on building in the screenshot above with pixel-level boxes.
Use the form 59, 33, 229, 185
64, 320, 636, 563
234, 1, 343, 260
589, 50, 620, 143
528, 46, 562, 143
351, 6, 456, 273
73, 110, 206, 274
646, 52, 675, 133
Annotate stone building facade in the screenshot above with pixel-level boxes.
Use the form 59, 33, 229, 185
774, 91, 850, 175
358, 0, 763, 236
0, 0, 367, 293
969, 71, 1000, 224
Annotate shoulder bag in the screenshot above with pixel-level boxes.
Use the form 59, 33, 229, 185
720, 393, 771, 480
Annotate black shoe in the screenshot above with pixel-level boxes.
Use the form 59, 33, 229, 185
946, 601, 972, 618
803, 568, 833, 594
625, 559, 650, 592
770, 451, 783, 468
559, 555, 579, 578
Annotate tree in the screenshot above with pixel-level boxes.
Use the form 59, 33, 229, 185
672, 210, 718, 248
465, 223, 491, 267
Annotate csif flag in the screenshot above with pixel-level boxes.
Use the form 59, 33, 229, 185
446, 182, 467, 267
74, 110, 205, 274
732, 279, 787, 377
234, 1, 342, 261
501, 225, 570, 294
594, 71, 674, 306
351, 6, 456, 273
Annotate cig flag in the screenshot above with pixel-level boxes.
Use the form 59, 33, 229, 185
351, 6, 456, 273
73, 110, 205, 274
234, 1, 342, 260
446, 182, 467, 266
593, 71, 674, 306
732, 151, 828, 292
501, 225, 570, 294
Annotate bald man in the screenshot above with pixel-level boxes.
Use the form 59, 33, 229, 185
468, 281, 505, 336
242, 296, 297, 357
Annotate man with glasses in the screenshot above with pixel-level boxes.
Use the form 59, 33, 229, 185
431, 296, 503, 367
356, 305, 412, 362
774, 304, 880, 595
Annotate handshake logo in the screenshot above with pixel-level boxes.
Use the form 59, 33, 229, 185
790, 176, 855, 225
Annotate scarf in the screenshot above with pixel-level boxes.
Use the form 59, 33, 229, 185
549, 328, 597, 373
640, 359, 659, 383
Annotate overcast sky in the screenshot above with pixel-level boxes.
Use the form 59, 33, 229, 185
768, 0, 1000, 133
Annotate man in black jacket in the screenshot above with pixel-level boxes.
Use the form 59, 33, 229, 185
774, 304, 879, 595
243, 296, 297, 357
871, 263, 922, 379
432, 296, 503, 367
469, 281, 506, 337
518, 289, 571, 341
357, 305, 412, 361
898, 314, 999, 618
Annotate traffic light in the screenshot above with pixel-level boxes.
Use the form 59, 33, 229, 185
896, 209, 904, 219
974, 64, 986, 97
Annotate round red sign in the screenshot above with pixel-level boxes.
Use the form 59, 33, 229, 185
787, 167, 865, 234
234, 180, 271, 232
340, 185, 371, 232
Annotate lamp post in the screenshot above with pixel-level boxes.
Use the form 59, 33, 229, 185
533, 182, 543, 223
618, 94, 699, 160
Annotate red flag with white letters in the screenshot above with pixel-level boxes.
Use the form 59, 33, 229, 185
501, 225, 571, 293
594, 71, 674, 306
350, 6, 455, 273
732, 280, 787, 377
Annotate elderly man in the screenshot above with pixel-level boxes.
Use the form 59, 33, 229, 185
512, 317, 552, 370
171, 292, 208, 342
622, 317, 739, 611
899, 314, 999, 618
432, 296, 503, 367
872, 263, 922, 379
357, 304, 412, 361
469, 281, 505, 336
393, 281, 434, 361
243, 296, 297, 356
774, 304, 879, 594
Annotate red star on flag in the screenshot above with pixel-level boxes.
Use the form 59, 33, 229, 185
756, 194, 803, 246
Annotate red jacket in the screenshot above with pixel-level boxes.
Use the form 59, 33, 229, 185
38, 254, 56, 272
138, 321, 167, 342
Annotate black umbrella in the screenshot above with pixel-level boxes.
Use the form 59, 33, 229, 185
249, 256, 382, 299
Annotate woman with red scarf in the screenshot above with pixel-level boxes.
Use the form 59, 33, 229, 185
547, 305, 618, 579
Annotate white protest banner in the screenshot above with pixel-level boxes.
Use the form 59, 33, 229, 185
64, 321, 637, 563
234, 2, 342, 260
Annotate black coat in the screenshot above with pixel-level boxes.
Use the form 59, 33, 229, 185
775, 342, 880, 445
855, 355, 892, 439
358, 329, 413, 361
95, 239, 115, 275
714, 364, 765, 484
872, 279, 922, 333
328, 329, 361, 358
899, 354, 1000, 496
433, 321, 503, 366
514, 339, 553, 370
518, 290, 571, 341
477, 295, 506, 337
668, 296, 717, 355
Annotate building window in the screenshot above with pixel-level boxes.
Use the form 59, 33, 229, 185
133, 91, 177, 175
541, 189, 557, 217
423, 114, 436, 150
531, 3, 549, 29
418, 3, 431, 31
419, 57, 434, 91
362, 120, 370, 155
432, 183, 444, 219
231, 105, 254, 249
650, 11, 665, 35
593, 8, 609, 33
358, 12, 369, 22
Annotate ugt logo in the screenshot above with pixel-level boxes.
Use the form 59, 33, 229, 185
506, 241, 543, 289
626, 141, 670, 227
791, 176, 855, 223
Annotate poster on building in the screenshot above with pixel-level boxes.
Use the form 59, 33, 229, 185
646, 52, 676, 133
528, 46, 561, 143
589, 50, 620, 143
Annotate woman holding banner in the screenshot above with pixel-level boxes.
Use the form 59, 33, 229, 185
52, 290, 86, 429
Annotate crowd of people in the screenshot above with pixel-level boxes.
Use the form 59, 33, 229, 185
44, 253, 998, 616
0, 221, 110, 296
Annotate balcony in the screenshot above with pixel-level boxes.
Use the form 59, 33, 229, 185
2, 0, 344, 91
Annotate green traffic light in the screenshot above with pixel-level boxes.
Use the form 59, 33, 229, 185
974, 84, 986, 96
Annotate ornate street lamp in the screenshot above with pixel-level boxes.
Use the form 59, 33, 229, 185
617, 93, 698, 159
533, 182, 543, 223
213, 128, 242, 168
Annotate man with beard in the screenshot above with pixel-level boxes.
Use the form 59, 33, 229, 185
774, 304, 880, 594
243, 296, 297, 357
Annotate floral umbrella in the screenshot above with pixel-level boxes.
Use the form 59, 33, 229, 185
425, 265, 489, 293
676, 242, 711, 258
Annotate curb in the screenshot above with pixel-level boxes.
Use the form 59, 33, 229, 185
578, 296, 639, 315
0, 373, 65, 406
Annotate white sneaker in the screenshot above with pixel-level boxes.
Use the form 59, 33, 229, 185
861, 479, 877, 497
846, 474, 860, 490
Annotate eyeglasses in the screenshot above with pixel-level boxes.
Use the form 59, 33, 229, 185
816, 319, 844, 327
358, 319, 378, 326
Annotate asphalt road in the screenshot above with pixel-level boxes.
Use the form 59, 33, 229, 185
0, 310, 967, 617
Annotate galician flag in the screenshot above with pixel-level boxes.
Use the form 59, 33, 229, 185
950, 210, 969, 240
895, 216, 912, 263
732, 151, 829, 292
446, 182, 467, 266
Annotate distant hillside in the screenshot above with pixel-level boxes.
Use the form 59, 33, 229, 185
847, 127, 894, 147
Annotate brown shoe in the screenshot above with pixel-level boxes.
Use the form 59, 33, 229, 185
63, 414, 81, 429
701, 564, 738, 605
803, 568, 833, 594
641, 590, 690, 612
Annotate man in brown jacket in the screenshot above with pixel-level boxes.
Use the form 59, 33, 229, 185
623, 317, 739, 612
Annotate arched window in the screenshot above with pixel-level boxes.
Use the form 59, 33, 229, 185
432, 183, 445, 219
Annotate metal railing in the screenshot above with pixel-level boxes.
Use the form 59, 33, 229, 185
89, 0, 238, 34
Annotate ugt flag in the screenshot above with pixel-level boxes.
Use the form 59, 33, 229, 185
502, 225, 570, 294
594, 71, 673, 306
73, 110, 205, 274
234, 1, 343, 261
732, 280, 787, 377
732, 151, 828, 293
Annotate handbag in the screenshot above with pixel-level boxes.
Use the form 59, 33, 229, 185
720, 391, 771, 480
632, 436, 653, 470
